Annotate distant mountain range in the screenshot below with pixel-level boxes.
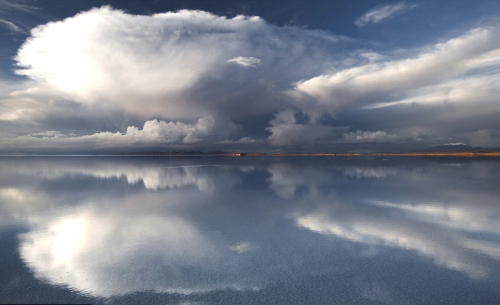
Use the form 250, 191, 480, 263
421, 143, 500, 153
115, 150, 231, 155
113, 145, 500, 156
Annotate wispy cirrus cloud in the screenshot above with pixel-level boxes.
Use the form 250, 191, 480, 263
0, 0, 40, 34
355, 1, 419, 27
227, 56, 262, 68
0, 18, 27, 34
0, 0, 38, 13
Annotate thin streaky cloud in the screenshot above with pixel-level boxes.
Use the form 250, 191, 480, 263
0, 18, 27, 34
0, 0, 39, 14
227, 56, 262, 68
355, 1, 418, 27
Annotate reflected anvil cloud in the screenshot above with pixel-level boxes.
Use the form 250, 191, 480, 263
19, 205, 224, 296
3, 160, 308, 296
1, 160, 267, 296
10, 165, 279, 296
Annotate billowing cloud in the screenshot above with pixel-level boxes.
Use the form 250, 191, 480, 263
94, 115, 216, 144
266, 112, 416, 146
0, 115, 243, 152
14, 7, 339, 120
218, 136, 259, 144
266, 109, 344, 146
341, 130, 399, 143
355, 1, 418, 27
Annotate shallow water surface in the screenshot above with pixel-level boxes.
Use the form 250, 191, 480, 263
1, 156, 500, 304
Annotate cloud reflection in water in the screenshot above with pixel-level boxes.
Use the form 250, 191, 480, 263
1, 157, 499, 299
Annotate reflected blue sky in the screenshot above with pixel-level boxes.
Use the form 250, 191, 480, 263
1, 156, 500, 304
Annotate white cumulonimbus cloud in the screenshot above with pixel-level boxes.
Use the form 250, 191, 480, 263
14, 6, 338, 120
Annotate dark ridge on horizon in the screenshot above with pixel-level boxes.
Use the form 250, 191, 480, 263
114, 145, 500, 155
3, 145, 500, 157
114, 150, 207, 155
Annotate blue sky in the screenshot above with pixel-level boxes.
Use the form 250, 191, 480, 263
1, 0, 500, 153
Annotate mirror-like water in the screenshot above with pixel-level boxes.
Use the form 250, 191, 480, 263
1, 156, 500, 304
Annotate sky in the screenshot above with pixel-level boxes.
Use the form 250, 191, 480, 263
0, 0, 499, 153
